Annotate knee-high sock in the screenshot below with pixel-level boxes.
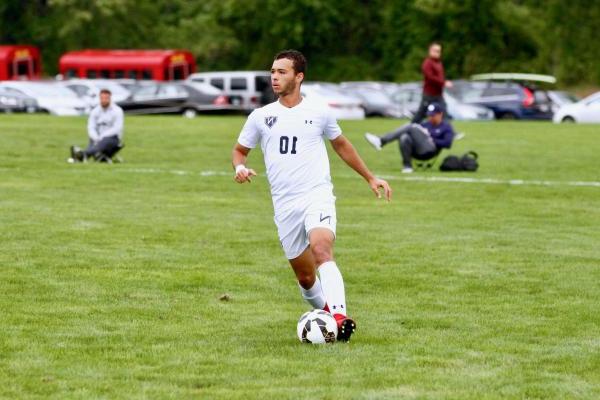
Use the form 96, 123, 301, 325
318, 261, 346, 316
299, 277, 326, 309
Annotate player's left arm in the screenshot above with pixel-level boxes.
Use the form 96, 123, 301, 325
330, 135, 392, 201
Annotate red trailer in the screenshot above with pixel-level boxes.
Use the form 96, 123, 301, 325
0, 45, 41, 80
59, 49, 196, 81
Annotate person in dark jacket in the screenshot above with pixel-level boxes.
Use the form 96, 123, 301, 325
364, 103, 454, 173
412, 42, 453, 123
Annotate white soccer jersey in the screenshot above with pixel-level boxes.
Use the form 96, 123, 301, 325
237, 98, 342, 212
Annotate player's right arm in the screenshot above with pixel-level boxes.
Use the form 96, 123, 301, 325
231, 143, 257, 183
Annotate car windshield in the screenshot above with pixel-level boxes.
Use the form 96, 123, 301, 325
304, 85, 334, 96
351, 88, 391, 103
309, 83, 343, 94
456, 88, 487, 102
186, 82, 222, 95
13, 84, 78, 97
391, 89, 419, 103
133, 85, 158, 98
553, 91, 579, 103
582, 92, 600, 103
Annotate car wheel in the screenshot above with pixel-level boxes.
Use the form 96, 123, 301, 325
561, 116, 575, 123
499, 112, 517, 120
183, 108, 197, 119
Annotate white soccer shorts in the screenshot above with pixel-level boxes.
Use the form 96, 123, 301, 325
274, 189, 337, 260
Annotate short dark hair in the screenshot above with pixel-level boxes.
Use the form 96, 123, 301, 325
99, 89, 112, 95
274, 49, 307, 75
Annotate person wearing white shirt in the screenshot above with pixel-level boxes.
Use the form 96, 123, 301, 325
70, 89, 124, 162
231, 50, 392, 342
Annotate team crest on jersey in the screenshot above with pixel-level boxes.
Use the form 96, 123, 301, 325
265, 116, 278, 128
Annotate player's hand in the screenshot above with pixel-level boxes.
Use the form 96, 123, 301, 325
445, 80, 453, 88
234, 165, 257, 183
369, 177, 392, 201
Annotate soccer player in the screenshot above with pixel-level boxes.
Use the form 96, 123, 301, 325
70, 89, 124, 163
231, 50, 392, 342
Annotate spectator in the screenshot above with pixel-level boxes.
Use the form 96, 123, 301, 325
412, 42, 452, 123
364, 103, 454, 173
70, 89, 124, 163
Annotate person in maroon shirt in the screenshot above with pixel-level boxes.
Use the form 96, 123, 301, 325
412, 42, 453, 123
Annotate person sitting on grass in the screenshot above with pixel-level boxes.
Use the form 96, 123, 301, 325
70, 89, 124, 163
364, 103, 454, 173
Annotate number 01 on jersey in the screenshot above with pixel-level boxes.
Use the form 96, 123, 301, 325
280, 136, 298, 154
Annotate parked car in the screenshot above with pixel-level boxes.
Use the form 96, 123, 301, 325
0, 87, 38, 113
117, 81, 241, 117
390, 82, 494, 120
553, 92, 600, 123
186, 71, 271, 111
444, 92, 495, 120
0, 81, 88, 116
301, 83, 365, 120
449, 74, 555, 120
60, 79, 131, 107
547, 90, 579, 113
339, 82, 403, 118
389, 82, 422, 118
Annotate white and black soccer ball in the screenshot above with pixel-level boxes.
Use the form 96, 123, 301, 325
296, 309, 338, 344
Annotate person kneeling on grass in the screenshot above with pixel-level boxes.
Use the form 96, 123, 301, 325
364, 103, 454, 173
69, 89, 124, 163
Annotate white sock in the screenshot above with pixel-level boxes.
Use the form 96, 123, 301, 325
318, 261, 347, 316
299, 277, 326, 309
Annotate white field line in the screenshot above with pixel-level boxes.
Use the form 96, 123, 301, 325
118, 168, 600, 189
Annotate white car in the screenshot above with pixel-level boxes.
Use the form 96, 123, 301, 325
60, 79, 131, 107
0, 81, 89, 116
186, 71, 271, 111
553, 92, 600, 123
301, 83, 365, 120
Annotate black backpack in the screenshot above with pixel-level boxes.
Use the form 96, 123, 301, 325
439, 151, 479, 172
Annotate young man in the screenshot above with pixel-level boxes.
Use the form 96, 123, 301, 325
232, 50, 392, 342
70, 89, 124, 163
365, 103, 454, 173
411, 42, 453, 123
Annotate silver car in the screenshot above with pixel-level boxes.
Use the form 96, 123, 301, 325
0, 87, 38, 113
0, 81, 89, 116
339, 82, 403, 118
391, 82, 494, 121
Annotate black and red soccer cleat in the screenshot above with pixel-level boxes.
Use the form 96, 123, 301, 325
333, 314, 356, 342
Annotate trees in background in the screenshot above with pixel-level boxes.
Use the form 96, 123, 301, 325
1, 0, 598, 86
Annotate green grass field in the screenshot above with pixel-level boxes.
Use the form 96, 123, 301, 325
1, 114, 599, 399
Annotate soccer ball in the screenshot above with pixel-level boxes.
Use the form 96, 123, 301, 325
296, 309, 338, 344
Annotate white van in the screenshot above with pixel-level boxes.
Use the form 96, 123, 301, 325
186, 71, 271, 111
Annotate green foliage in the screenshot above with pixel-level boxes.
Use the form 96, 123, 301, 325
1, 1, 599, 85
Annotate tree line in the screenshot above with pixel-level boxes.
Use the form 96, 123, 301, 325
1, 0, 599, 86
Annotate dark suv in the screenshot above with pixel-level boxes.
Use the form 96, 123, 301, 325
448, 81, 553, 120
